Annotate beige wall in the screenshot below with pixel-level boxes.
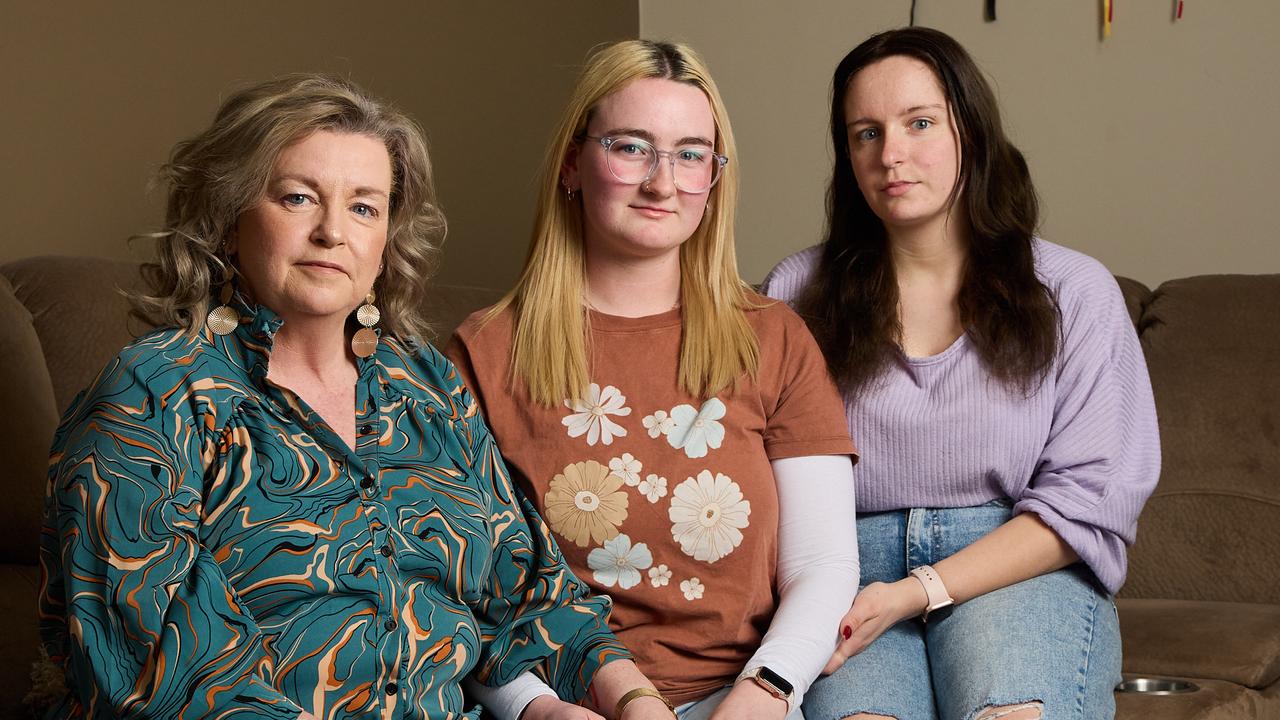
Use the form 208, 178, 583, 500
641, 0, 1280, 286
1, 2, 637, 290
7, 3, 1277, 291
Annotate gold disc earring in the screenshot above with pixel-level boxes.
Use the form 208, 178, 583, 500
206, 281, 239, 336
351, 291, 380, 358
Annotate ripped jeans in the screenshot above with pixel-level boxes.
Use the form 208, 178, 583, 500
803, 500, 1121, 720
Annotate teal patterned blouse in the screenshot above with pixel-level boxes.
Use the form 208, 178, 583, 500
38, 299, 628, 719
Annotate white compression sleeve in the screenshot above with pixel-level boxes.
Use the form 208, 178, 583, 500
462, 672, 555, 720
737, 454, 858, 705
464, 455, 858, 716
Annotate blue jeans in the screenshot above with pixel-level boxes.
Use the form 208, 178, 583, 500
803, 501, 1121, 720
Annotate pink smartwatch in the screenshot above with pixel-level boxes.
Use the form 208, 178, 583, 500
909, 564, 955, 622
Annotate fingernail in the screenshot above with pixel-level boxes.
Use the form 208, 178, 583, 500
842, 625, 852, 639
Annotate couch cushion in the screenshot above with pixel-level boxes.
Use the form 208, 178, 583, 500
1124, 274, 1280, 605
1116, 675, 1277, 720
1, 256, 149, 415
1119, 598, 1280, 689
0, 274, 59, 565
1125, 493, 1280, 606
1114, 275, 1150, 327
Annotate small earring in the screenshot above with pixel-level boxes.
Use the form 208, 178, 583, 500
206, 280, 238, 336
351, 290, 380, 358
562, 180, 576, 201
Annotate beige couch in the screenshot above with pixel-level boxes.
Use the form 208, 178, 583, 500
1, 256, 1276, 719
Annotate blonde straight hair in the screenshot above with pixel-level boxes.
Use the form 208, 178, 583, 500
491, 40, 760, 406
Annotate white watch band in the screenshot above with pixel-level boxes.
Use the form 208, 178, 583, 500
909, 564, 955, 622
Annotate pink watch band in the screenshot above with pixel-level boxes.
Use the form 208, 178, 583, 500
909, 564, 955, 621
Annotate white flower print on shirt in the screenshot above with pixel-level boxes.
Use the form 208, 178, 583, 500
608, 453, 643, 487
680, 577, 705, 600
638, 473, 668, 503
648, 564, 672, 588
562, 383, 631, 446
642, 410, 676, 439
665, 398, 726, 458
669, 470, 751, 563
587, 534, 652, 590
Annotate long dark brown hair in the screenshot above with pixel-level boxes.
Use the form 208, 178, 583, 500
796, 27, 1057, 395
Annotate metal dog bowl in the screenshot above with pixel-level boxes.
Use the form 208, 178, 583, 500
1115, 677, 1200, 695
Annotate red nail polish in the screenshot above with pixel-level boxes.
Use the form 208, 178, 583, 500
842, 625, 852, 640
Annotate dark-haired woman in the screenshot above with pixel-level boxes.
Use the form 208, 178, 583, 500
763, 28, 1159, 720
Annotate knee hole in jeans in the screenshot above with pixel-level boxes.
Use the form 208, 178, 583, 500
973, 701, 1043, 720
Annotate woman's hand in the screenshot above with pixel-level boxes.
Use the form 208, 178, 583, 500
520, 695, 605, 720
822, 579, 927, 674
706, 680, 788, 720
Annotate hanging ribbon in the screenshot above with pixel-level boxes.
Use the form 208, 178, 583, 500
1175, 0, 1184, 20
985, 0, 996, 22
1103, 0, 1114, 37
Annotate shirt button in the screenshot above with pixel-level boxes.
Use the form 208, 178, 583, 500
385, 618, 398, 631
384, 682, 398, 696
359, 423, 375, 434
380, 545, 392, 557
360, 475, 375, 491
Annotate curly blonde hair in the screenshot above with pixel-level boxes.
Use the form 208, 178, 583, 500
132, 73, 445, 342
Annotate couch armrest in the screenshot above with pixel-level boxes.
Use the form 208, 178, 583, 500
1119, 598, 1280, 689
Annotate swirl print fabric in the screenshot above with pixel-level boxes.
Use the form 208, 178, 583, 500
38, 300, 627, 719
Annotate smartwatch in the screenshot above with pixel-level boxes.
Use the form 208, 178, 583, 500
909, 564, 955, 622
739, 666, 795, 711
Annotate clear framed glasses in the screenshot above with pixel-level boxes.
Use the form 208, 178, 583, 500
584, 135, 728, 194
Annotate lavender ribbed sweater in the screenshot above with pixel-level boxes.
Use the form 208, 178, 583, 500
761, 239, 1160, 594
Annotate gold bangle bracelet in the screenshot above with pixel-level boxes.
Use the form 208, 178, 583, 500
614, 687, 674, 718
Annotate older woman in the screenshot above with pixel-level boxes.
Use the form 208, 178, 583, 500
37, 74, 649, 720
447, 41, 859, 720
764, 28, 1159, 720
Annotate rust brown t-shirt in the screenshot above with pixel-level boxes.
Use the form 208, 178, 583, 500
446, 297, 855, 704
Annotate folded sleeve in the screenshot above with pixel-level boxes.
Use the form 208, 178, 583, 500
453, 367, 631, 702
39, 360, 302, 719
761, 305, 858, 461
1014, 262, 1161, 595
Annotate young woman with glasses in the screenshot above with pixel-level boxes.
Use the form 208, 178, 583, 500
763, 28, 1159, 720
447, 40, 859, 720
